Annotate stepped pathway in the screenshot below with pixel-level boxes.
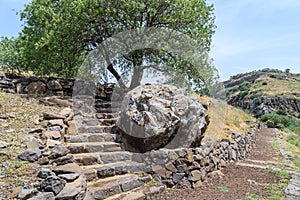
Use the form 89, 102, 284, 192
65, 100, 164, 200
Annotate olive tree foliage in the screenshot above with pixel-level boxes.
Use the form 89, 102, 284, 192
20, 0, 218, 93
0, 37, 23, 73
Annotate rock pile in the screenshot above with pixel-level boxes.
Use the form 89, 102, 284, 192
117, 85, 209, 152
16, 108, 87, 200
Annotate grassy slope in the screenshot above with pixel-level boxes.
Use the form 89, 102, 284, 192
198, 96, 255, 142
225, 70, 300, 169
0, 91, 59, 188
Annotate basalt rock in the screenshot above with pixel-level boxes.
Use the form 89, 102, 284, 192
117, 85, 209, 152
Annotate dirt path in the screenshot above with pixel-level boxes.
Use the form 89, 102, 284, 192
152, 127, 294, 200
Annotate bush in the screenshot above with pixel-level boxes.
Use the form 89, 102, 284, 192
260, 113, 300, 134
276, 109, 287, 115
297, 114, 300, 119
262, 81, 268, 85
238, 90, 249, 99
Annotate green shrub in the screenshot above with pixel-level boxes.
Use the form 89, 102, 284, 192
297, 114, 300, 119
238, 90, 249, 99
262, 81, 268, 85
276, 109, 287, 115
260, 113, 300, 134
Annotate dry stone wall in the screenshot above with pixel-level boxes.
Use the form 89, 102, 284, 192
131, 124, 259, 188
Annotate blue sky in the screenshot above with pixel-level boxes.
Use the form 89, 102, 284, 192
0, 0, 300, 80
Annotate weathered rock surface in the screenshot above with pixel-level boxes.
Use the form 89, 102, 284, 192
39, 176, 66, 195
18, 149, 41, 162
117, 84, 209, 152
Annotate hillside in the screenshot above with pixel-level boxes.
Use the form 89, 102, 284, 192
224, 68, 300, 169
224, 68, 300, 118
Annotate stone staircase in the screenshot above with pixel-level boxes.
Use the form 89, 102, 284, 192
65, 97, 164, 199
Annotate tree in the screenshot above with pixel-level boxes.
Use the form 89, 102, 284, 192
0, 37, 23, 73
20, 0, 217, 92
285, 68, 291, 73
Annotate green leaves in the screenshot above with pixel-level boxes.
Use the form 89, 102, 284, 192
18, 0, 218, 93
0, 37, 23, 73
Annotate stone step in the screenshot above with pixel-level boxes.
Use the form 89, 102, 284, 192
65, 133, 119, 143
82, 161, 146, 181
105, 184, 165, 200
81, 118, 118, 126
96, 113, 119, 119
67, 142, 122, 154
84, 174, 152, 200
73, 151, 133, 165
78, 125, 114, 133
95, 107, 119, 113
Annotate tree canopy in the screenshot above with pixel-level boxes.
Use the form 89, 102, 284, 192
19, 0, 217, 92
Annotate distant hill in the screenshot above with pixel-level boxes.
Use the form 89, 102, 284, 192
224, 68, 300, 118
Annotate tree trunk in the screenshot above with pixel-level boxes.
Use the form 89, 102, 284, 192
129, 50, 143, 89
107, 64, 126, 88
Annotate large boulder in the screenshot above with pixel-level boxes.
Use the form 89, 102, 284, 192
117, 85, 209, 152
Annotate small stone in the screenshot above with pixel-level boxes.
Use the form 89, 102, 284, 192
31, 115, 40, 125
18, 185, 38, 200
177, 177, 191, 188
47, 126, 62, 132
47, 79, 62, 90
25, 136, 44, 150
0, 141, 11, 149
46, 139, 61, 147
18, 149, 41, 162
53, 163, 83, 174
186, 149, 193, 163
37, 157, 49, 165
37, 168, 55, 179
220, 159, 227, 167
59, 108, 72, 117
172, 173, 185, 183
39, 176, 66, 195
67, 121, 77, 135
44, 131, 61, 140
58, 173, 80, 182
43, 112, 66, 120
48, 119, 65, 127
26, 81, 46, 94
27, 192, 55, 200
189, 170, 201, 182
165, 162, 177, 173
193, 180, 203, 188
52, 154, 74, 166
152, 165, 169, 178
48, 145, 69, 159
55, 175, 87, 200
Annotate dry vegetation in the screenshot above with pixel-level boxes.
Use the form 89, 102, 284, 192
253, 75, 300, 98
198, 96, 256, 142
0, 91, 59, 191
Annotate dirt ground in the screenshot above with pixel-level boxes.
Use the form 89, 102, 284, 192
152, 127, 290, 200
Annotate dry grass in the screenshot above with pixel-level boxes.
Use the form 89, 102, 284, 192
252, 76, 300, 97
0, 91, 59, 189
198, 96, 255, 142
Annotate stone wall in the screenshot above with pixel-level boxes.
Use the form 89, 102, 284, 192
0, 72, 115, 102
131, 123, 259, 188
